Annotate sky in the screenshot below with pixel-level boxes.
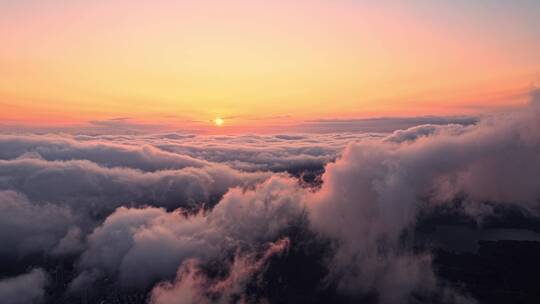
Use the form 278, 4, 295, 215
1, 0, 539, 132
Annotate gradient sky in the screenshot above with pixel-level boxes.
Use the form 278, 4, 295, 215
1, 0, 539, 132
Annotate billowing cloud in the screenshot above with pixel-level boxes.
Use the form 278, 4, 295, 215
74, 132, 366, 173
0, 132, 356, 174
149, 238, 290, 304
0, 156, 270, 217
72, 177, 305, 289
384, 124, 469, 143
0, 191, 77, 257
2, 98, 540, 303
0, 268, 49, 304
306, 99, 540, 302
0, 134, 207, 171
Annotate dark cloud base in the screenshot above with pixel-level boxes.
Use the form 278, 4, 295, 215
6, 230, 540, 304
2, 95, 540, 304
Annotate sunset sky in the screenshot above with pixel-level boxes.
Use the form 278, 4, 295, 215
1, 0, 539, 132
2, 3, 540, 303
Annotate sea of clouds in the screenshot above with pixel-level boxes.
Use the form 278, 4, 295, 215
1, 91, 540, 304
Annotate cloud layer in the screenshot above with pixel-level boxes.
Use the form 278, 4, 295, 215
0, 269, 49, 304
1, 94, 540, 303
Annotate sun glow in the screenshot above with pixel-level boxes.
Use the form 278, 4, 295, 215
0, 1, 537, 130
214, 117, 224, 126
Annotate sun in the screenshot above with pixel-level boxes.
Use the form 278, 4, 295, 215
213, 117, 224, 126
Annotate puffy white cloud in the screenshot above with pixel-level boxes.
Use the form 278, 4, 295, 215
73, 177, 305, 289
3, 97, 540, 303
308, 143, 438, 302
149, 238, 290, 304
384, 124, 468, 143
0, 134, 207, 172
0, 191, 77, 257
0, 132, 358, 174
0, 268, 49, 304
306, 101, 540, 301
62, 100, 540, 302
0, 157, 270, 216
151, 134, 344, 172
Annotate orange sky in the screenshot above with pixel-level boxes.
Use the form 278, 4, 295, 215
1, 0, 539, 132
